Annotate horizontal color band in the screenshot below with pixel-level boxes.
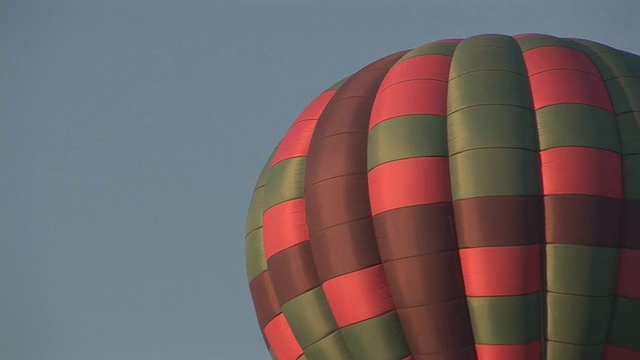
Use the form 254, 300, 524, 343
264, 313, 304, 360
263, 199, 309, 259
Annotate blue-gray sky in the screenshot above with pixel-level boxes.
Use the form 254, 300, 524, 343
2, 1, 638, 359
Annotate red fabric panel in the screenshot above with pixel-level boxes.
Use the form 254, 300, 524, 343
263, 199, 309, 259
528, 69, 613, 112
377, 55, 452, 92
616, 248, 640, 299
271, 120, 317, 166
370, 80, 448, 128
523, 46, 599, 76
264, 313, 304, 360
292, 90, 336, 125
540, 147, 622, 198
459, 245, 541, 296
604, 344, 640, 360
271, 90, 336, 166
368, 157, 452, 215
322, 265, 395, 327
475, 341, 541, 360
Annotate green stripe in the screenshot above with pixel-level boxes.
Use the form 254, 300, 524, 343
607, 77, 640, 114
245, 185, 266, 236
264, 156, 306, 209
281, 287, 339, 348
624, 154, 640, 199
516, 35, 584, 53
340, 312, 410, 360
546, 245, 619, 296
397, 41, 458, 62
327, 76, 350, 91
245, 229, 267, 281
609, 296, 640, 350
588, 52, 640, 80
618, 112, 640, 155
546, 342, 604, 360
448, 71, 532, 114
570, 38, 618, 55
450, 47, 526, 79
367, 115, 447, 170
537, 104, 620, 152
454, 34, 520, 53
466, 293, 541, 345
269, 347, 276, 359
303, 331, 353, 360
546, 292, 613, 345
447, 105, 537, 156
449, 148, 540, 200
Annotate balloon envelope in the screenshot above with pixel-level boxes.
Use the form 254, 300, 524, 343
245, 34, 640, 360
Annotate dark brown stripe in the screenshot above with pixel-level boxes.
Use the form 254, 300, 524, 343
309, 218, 380, 281
383, 251, 465, 308
248, 271, 281, 330
453, 196, 544, 248
545, 194, 622, 247
305, 51, 407, 280
396, 299, 476, 358
373, 203, 458, 261
622, 199, 640, 249
267, 241, 320, 305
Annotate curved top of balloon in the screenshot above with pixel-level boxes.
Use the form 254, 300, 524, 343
244, 33, 640, 360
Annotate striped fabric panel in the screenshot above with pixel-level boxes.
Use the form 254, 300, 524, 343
520, 34, 626, 360
367, 40, 477, 360
305, 51, 412, 360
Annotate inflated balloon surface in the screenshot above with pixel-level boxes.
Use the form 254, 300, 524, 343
244, 34, 640, 360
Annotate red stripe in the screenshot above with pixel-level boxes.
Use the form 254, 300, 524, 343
523, 46, 599, 76
263, 199, 309, 259
292, 90, 336, 125
377, 54, 452, 92
264, 313, 304, 360
604, 344, 640, 360
616, 249, 640, 299
271, 90, 336, 166
368, 157, 451, 215
459, 245, 541, 296
322, 265, 395, 327
540, 147, 622, 198
528, 70, 613, 112
475, 341, 541, 360
370, 80, 447, 128
271, 120, 317, 166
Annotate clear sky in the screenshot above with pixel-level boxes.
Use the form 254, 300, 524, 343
1, 1, 638, 359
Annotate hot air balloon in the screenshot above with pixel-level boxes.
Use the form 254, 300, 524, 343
244, 34, 640, 360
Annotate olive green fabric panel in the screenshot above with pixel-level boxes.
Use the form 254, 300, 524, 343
281, 287, 338, 348
546, 342, 604, 360
269, 348, 276, 360
367, 115, 447, 170
536, 104, 620, 152
607, 77, 640, 115
245, 185, 266, 236
264, 156, 306, 209
454, 34, 520, 52
449, 148, 540, 200
448, 71, 532, 114
340, 312, 410, 360
303, 331, 353, 360
516, 35, 584, 52
546, 245, 619, 296
466, 293, 541, 345
245, 229, 267, 281
447, 105, 538, 156
624, 154, 640, 200
450, 47, 527, 79
588, 52, 640, 80
546, 292, 613, 345
618, 112, 640, 155
298, 355, 308, 360
570, 38, 619, 55
398, 41, 458, 62
327, 76, 350, 91
608, 297, 640, 350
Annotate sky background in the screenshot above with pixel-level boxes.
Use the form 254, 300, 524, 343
1, 1, 638, 359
